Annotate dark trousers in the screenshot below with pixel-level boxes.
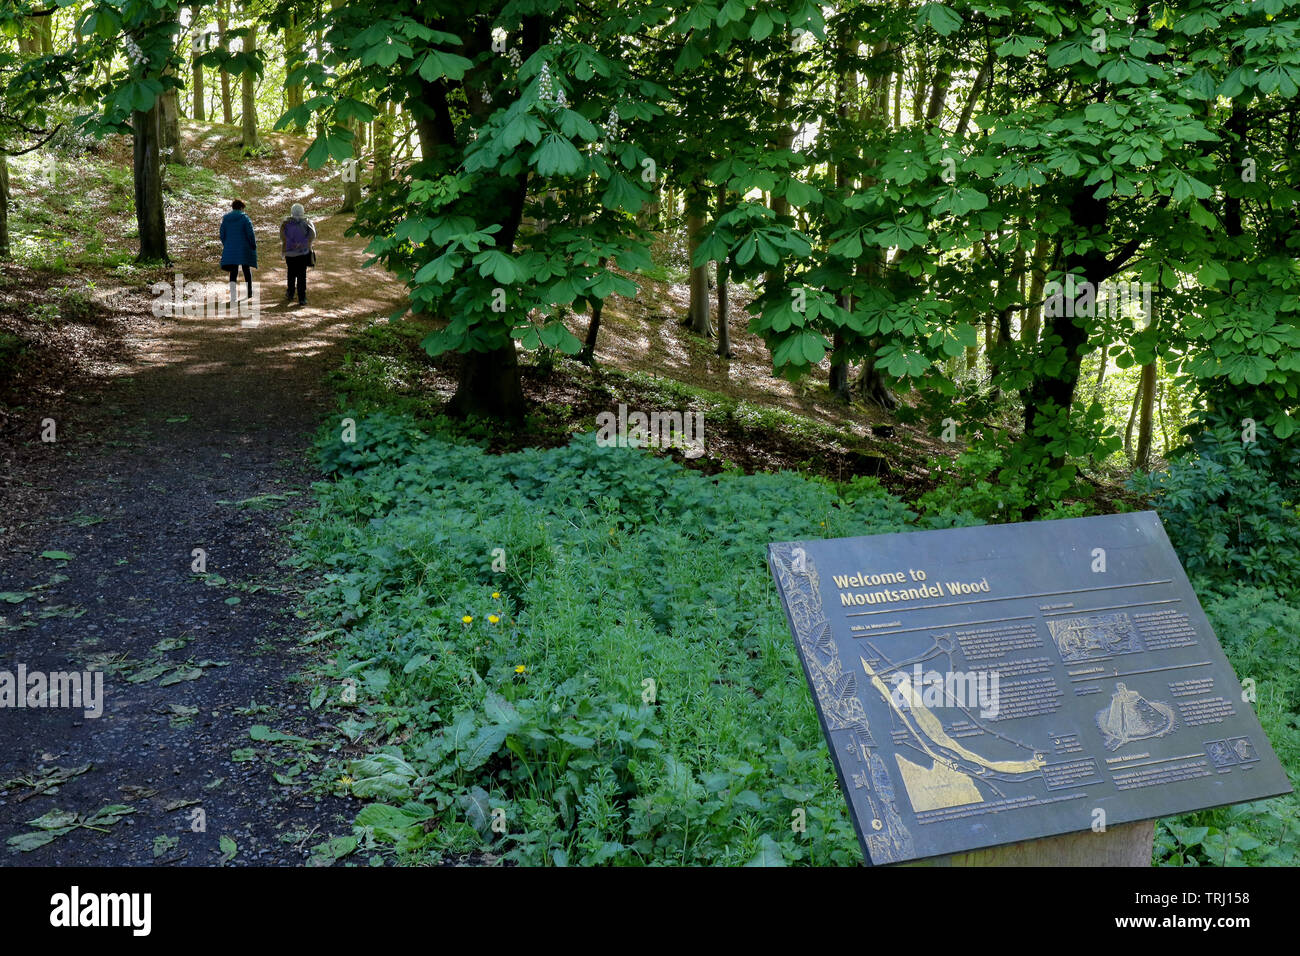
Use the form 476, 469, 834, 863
286, 255, 310, 303
225, 264, 253, 295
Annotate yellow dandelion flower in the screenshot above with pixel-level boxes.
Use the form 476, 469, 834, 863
492, 592, 500, 599
489, 615, 500, 624
462, 615, 473, 624
514, 665, 527, 675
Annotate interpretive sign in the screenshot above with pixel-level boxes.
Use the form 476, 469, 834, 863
768, 512, 1292, 865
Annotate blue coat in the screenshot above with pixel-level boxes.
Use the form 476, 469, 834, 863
220, 210, 258, 268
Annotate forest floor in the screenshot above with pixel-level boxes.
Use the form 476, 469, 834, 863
0, 122, 948, 865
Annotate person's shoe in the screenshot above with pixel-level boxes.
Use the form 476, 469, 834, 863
285, 290, 294, 301
298, 298, 306, 306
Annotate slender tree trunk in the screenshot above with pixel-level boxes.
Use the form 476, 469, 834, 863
1092, 342, 1109, 405
686, 186, 712, 336
285, 12, 305, 128
161, 60, 185, 165
191, 24, 206, 121
829, 330, 850, 400
580, 297, 604, 365
133, 104, 169, 262
992, 231, 1025, 383
1134, 360, 1157, 469
715, 183, 732, 358
716, 256, 732, 359
314, 17, 326, 139
893, 68, 903, 127
1157, 379, 1170, 452
373, 100, 393, 187
955, 54, 992, 139
240, 20, 259, 150
1124, 375, 1142, 459
925, 56, 953, 128
1022, 234, 1051, 347
769, 92, 795, 223
218, 5, 233, 124
339, 116, 363, 211
0, 153, 10, 261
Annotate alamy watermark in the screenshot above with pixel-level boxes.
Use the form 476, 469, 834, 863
595, 403, 705, 459
1044, 276, 1153, 327
889, 664, 1001, 719
0, 664, 104, 718
150, 272, 261, 325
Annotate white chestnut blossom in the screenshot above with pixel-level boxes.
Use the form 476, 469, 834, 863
123, 34, 148, 68
537, 61, 566, 109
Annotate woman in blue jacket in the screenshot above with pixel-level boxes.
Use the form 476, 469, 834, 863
219, 199, 258, 303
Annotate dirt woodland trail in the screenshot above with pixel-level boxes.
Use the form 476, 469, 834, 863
0, 190, 409, 864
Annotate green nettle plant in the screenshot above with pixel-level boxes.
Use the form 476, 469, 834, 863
1131, 407, 1300, 597
297, 410, 925, 865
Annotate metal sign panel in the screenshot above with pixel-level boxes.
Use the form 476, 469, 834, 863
768, 512, 1292, 864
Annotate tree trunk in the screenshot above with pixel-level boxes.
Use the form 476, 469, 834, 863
1134, 359, 1157, 469
240, 20, 259, 150
1124, 375, 1142, 459
1022, 234, 1052, 347
1020, 183, 1113, 458
373, 100, 393, 187
992, 231, 1025, 381
191, 26, 206, 121
716, 256, 732, 359
446, 346, 528, 421
1157, 379, 1170, 452
285, 11, 305, 128
715, 183, 732, 358
339, 118, 363, 211
133, 104, 169, 262
161, 83, 185, 164
580, 297, 604, 365
686, 189, 712, 336
439, 10, 548, 422
829, 329, 850, 401
314, 17, 326, 139
218, 5, 232, 124
855, 355, 898, 409
1092, 342, 1109, 405
0, 153, 10, 261
924, 56, 953, 128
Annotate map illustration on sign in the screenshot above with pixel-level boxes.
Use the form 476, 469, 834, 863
768, 512, 1293, 865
